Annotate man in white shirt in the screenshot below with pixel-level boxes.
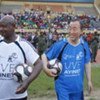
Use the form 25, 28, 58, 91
0, 15, 42, 100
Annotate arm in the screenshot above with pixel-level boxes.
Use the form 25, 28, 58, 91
41, 53, 57, 77
26, 58, 43, 84
16, 58, 43, 94
85, 62, 93, 94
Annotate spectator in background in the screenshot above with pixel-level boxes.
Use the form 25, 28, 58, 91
86, 33, 93, 46
27, 32, 39, 49
38, 31, 47, 56
52, 33, 59, 44
31, 32, 39, 49
90, 32, 99, 62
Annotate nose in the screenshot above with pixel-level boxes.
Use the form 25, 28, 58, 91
70, 29, 74, 34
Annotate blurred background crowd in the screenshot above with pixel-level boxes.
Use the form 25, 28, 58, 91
0, 0, 100, 62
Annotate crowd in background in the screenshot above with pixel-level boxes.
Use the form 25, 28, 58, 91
16, 29, 100, 63
0, 9, 100, 62
0, 9, 100, 30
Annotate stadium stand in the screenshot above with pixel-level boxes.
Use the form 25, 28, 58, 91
0, 0, 99, 33
0, 5, 22, 13
74, 6, 98, 16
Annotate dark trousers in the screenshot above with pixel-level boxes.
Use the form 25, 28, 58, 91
10, 96, 27, 100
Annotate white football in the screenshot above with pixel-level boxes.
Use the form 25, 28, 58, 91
48, 58, 62, 75
13, 64, 33, 82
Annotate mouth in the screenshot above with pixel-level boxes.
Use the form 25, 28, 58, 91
70, 36, 75, 38
70, 36, 78, 41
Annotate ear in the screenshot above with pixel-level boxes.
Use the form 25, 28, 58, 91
11, 23, 16, 28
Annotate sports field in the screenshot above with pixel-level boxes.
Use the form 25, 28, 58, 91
28, 49, 100, 100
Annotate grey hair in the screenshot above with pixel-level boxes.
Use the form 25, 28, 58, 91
0, 15, 16, 25
69, 18, 83, 30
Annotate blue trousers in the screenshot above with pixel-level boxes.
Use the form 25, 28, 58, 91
56, 90, 84, 100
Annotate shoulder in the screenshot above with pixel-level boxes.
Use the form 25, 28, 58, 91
54, 38, 68, 47
18, 38, 31, 45
45, 38, 68, 54
80, 37, 89, 46
17, 38, 36, 50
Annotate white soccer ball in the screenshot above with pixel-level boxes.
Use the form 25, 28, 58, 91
48, 58, 62, 75
13, 64, 33, 82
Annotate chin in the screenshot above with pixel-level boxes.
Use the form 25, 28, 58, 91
71, 37, 78, 42
70, 37, 75, 40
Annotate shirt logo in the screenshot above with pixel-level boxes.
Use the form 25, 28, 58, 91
8, 53, 18, 62
76, 52, 84, 60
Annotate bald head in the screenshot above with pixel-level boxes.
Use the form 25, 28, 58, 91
0, 15, 16, 39
0, 15, 16, 26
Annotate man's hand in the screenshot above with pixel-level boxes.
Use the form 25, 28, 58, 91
16, 80, 29, 94
44, 68, 58, 77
